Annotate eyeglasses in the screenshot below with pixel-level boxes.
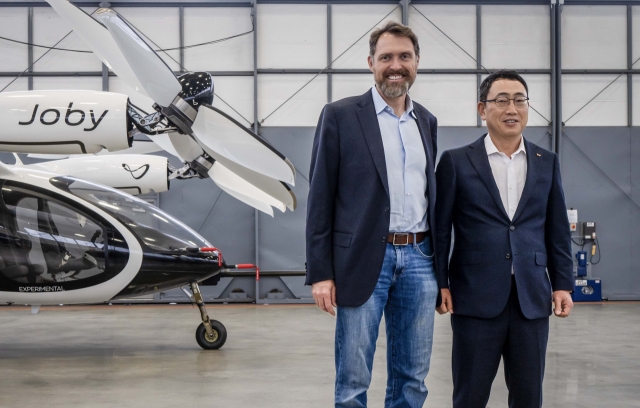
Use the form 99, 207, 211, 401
481, 97, 529, 109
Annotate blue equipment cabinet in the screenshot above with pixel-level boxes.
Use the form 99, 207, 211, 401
572, 279, 602, 302
575, 251, 588, 277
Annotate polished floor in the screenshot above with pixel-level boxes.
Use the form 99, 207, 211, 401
0, 302, 638, 408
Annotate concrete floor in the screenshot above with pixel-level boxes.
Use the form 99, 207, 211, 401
0, 303, 639, 408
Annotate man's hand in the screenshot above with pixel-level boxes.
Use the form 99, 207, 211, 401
437, 288, 454, 315
312, 279, 336, 316
553, 290, 573, 317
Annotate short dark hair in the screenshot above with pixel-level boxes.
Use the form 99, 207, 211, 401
479, 70, 528, 101
369, 21, 420, 58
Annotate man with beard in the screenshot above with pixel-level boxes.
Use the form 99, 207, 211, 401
306, 21, 439, 408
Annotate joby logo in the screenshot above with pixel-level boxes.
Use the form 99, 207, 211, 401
122, 163, 150, 180
19, 103, 109, 132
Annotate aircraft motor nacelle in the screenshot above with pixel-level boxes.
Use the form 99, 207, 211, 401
0, 90, 130, 154
25, 154, 169, 195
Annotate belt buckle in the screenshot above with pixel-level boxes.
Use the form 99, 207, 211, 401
392, 232, 410, 246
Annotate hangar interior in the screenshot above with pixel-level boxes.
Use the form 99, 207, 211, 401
2, 0, 640, 302
0, 0, 639, 407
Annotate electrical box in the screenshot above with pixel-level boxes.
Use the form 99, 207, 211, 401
572, 279, 602, 302
567, 209, 578, 232
575, 251, 588, 277
579, 222, 596, 240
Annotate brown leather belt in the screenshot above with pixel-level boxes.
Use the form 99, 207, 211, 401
387, 231, 427, 246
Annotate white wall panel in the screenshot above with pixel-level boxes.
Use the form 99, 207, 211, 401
411, 75, 477, 126
0, 8, 28, 72
563, 75, 627, 126
33, 7, 101, 72
115, 8, 181, 72
0, 77, 28, 93
33, 77, 102, 91
332, 74, 373, 102
562, 6, 626, 69
184, 8, 253, 72
632, 75, 640, 126
210, 76, 254, 125
258, 4, 326, 69
332, 5, 402, 69
258, 74, 327, 127
409, 5, 476, 69
521, 74, 551, 127
482, 5, 549, 70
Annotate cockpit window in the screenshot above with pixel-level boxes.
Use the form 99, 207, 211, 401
0, 180, 122, 287
50, 176, 211, 252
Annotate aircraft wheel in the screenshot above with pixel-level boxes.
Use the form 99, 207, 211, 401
196, 320, 227, 350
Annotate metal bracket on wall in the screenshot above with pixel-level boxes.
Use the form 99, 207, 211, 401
400, 0, 409, 25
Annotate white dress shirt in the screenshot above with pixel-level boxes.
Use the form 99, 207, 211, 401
371, 87, 428, 233
485, 134, 527, 274
484, 134, 527, 220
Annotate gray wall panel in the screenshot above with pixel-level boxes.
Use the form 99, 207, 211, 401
632, 128, 640, 204
562, 128, 632, 193
561, 128, 639, 300
632, 129, 640, 298
258, 127, 314, 271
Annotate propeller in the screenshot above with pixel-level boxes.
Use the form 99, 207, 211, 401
209, 162, 283, 216
93, 8, 182, 107
213, 181, 274, 218
209, 153, 296, 212
164, 132, 295, 213
46, 0, 149, 98
45, 1, 297, 215
192, 105, 296, 186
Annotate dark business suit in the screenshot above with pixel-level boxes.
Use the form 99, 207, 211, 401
435, 135, 573, 407
305, 89, 438, 306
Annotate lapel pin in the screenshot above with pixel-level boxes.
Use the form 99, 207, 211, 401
537, 153, 542, 157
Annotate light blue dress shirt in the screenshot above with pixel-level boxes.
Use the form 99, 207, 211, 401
371, 87, 428, 233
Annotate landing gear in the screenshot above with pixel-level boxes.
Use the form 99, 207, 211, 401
190, 281, 227, 350
196, 320, 227, 350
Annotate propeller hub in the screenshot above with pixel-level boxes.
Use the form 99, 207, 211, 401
159, 72, 214, 135
178, 72, 214, 109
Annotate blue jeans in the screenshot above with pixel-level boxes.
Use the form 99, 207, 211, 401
335, 236, 438, 408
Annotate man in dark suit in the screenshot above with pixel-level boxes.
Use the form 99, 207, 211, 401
306, 22, 439, 408
435, 70, 574, 408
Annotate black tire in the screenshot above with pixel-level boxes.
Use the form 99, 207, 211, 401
195, 320, 227, 350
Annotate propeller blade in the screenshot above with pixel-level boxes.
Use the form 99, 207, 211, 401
46, 0, 149, 98
212, 153, 296, 212
209, 162, 288, 216
192, 104, 296, 186
168, 132, 205, 162
216, 184, 274, 218
93, 8, 182, 107
148, 133, 182, 160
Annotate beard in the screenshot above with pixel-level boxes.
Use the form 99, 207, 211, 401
377, 70, 415, 98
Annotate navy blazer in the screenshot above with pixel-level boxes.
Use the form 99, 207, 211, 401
306, 90, 438, 307
434, 135, 574, 320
